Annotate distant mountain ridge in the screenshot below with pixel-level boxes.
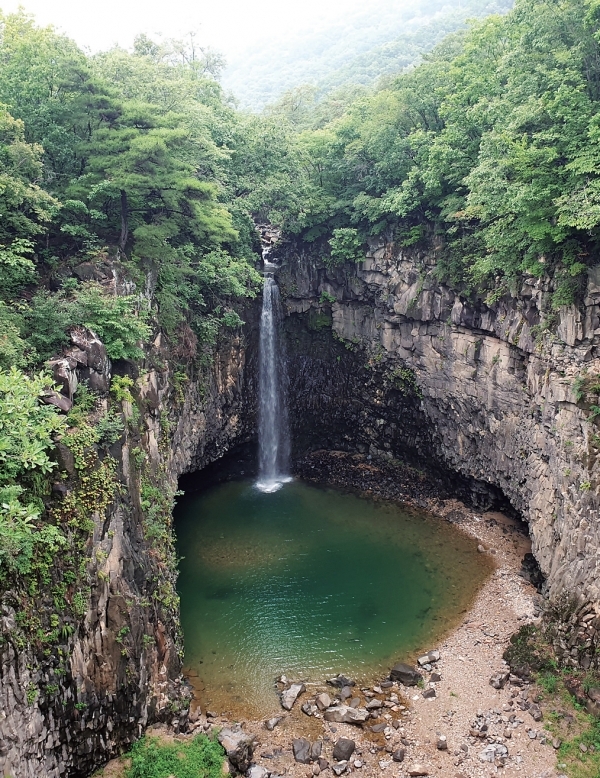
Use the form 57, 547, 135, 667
222, 0, 514, 110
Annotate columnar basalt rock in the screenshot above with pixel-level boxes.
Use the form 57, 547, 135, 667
0, 320, 257, 778
279, 241, 600, 617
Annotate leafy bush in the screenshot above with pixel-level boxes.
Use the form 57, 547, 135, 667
327, 228, 364, 267
0, 368, 66, 487
0, 369, 68, 577
0, 485, 66, 576
71, 284, 151, 361
0, 301, 29, 370
96, 410, 124, 447
126, 734, 225, 778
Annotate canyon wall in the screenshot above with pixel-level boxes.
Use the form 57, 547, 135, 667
0, 322, 256, 778
279, 242, 600, 617
3, 237, 600, 777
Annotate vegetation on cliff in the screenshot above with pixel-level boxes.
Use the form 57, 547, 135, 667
265, 0, 600, 310
0, 8, 264, 591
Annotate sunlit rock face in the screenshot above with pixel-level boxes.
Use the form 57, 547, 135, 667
279, 240, 600, 614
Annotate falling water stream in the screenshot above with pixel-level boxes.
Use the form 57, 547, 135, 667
256, 272, 291, 493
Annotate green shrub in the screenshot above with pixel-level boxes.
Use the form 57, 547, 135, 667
0, 301, 29, 370
0, 367, 66, 486
71, 284, 151, 361
0, 485, 66, 576
326, 227, 364, 267
126, 734, 225, 778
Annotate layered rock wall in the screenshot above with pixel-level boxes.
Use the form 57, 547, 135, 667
280, 243, 600, 615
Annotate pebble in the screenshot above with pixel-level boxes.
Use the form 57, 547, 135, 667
408, 766, 429, 777
332, 761, 348, 776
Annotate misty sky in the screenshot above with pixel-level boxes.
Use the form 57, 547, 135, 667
0, 0, 384, 61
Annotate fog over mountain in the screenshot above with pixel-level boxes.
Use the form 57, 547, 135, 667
223, 0, 514, 109
4, 0, 513, 110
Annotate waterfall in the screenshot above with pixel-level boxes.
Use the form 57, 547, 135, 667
256, 274, 291, 493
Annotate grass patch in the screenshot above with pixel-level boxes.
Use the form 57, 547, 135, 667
126, 734, 225, 778
534, 673, 600, 778
556, 715, 600, 778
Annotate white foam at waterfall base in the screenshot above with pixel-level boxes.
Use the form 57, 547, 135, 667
256, 275, 291, 491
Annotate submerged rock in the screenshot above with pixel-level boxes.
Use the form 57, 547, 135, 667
327, 674, 355, 688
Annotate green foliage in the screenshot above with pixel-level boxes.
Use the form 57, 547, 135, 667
0, 369, 67, 578
0, 368, 66, 486
71, 284, 151, 361
0, 106, 58, 297
327, 228, 364, 267
110, 375, 135, 403
96, 411, 125, 447
272, 0, 600, 301
126, 734, 225, 778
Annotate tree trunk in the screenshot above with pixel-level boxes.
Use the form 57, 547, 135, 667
119, 189, 129, 252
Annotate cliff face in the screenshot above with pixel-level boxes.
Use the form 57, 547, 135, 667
0, 323, 256, 778
3, 237, 600, 776
279, 242, 600, 615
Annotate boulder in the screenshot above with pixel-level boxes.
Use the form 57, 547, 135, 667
528, 703, 543, 722
311, 742, 322, 761
41, 389, 73, 413
332, 739, 355, 762
417, 650, 440, 666
392, 748, 405, 763
390, 663, 422, 686
366, 699, 382, 710
301, 702, 318, 717
489, 672, 510, 690
315, 693, 331, 711
281, 683, 305, 711
408, 766, 429, 776
323, 705, 369, 724
218, 727, 257, 773
332, 762, 348, 776
293, 739, 312, 764
264, 716, 283, 731
327, 675, 355, 688
422, 688, 436, 699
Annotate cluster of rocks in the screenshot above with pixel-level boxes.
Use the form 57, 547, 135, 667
544, 596, 600, 671
267, 657, 444, 778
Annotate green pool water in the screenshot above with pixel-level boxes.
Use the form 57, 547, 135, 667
175, 479, 492, 715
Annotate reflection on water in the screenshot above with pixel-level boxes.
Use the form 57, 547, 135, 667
175, 479, 492, 716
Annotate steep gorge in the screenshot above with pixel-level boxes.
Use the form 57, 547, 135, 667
2, 240, 600, 777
